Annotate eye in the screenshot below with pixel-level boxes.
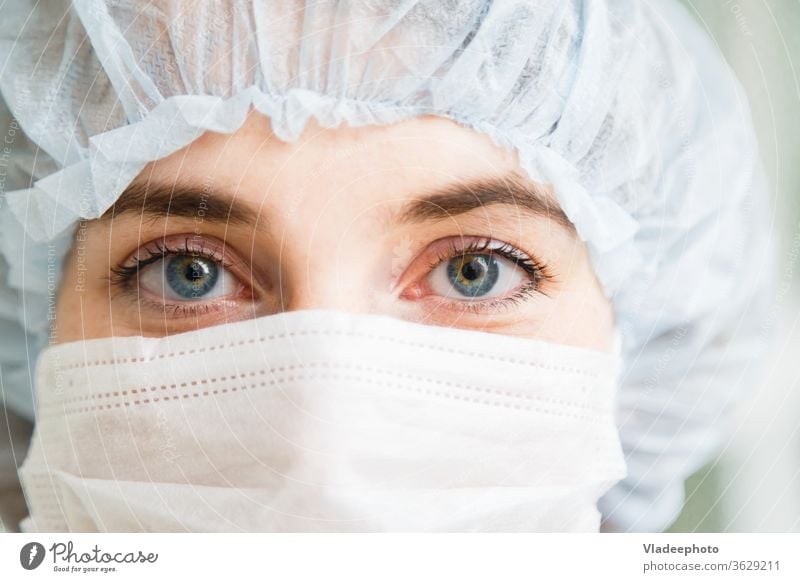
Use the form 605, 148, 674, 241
110, 236, 252, 315
139, 254, 240, 301
429, 252, 523, 299
399, 236, 552, 308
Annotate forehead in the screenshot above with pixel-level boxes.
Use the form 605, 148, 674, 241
137, 113, 526, 207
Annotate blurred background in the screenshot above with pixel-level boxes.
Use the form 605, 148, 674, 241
670, 0, 800, 532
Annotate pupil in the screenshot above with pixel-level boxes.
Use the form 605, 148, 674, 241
461, 260, 483, 281
186, 261, 206, 282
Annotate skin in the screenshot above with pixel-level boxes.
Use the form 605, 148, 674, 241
54, 113, 614, 351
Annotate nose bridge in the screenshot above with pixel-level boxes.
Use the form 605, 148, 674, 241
279, 246, 379, 314
283, 285, 359, 313
275, 192, 389, 313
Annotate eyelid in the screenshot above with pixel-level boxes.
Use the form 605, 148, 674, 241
129, 236, 231, 268
396, 235, 553, 302
109, 234, 260, 299
396, 235, 543, 282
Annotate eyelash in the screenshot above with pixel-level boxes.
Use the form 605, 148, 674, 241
110, 238, 228, 285
109, 237, 245, 317
425, 238, 554, 313
109, 236, 553, 318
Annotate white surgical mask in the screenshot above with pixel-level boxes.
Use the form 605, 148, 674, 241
18, 310, 626, 532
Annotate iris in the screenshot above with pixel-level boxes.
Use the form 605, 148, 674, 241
446, 254, 499, 297
164, 255, 219, 299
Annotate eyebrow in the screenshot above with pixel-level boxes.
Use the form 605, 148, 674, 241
399, 173, 576, 234
103, 172, 576, 235
102, 181, 255, 225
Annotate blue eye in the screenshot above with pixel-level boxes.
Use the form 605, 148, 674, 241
428, 251, 528, 300
164, 255, 219, 299
445, 254, 499, 297
138, 254, 238, 302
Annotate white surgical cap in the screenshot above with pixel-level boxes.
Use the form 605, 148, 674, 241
0, 0, 774, 531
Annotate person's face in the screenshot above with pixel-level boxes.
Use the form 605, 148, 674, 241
55, 113, 614, 351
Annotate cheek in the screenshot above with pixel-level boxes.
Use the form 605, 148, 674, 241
474, 253, 614, 351
54, 250, 111, 344
532, 239, 615, 352
541, 273, 615, 351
